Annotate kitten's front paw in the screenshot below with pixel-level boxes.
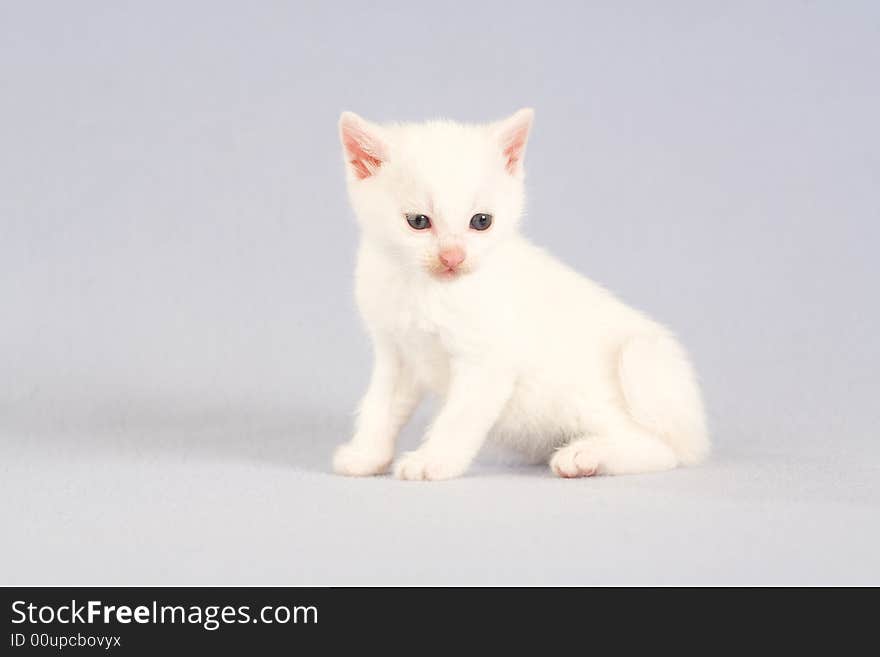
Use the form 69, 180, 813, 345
394, 449, 468, 481
333, 443, 391, 477
550, 443, 600, 478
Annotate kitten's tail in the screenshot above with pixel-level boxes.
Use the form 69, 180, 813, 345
618, 334, 710, 466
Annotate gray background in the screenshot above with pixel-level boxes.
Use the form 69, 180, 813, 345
1, 1, 878, 585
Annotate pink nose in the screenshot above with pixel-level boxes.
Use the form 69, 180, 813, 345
438, 246, 466, 269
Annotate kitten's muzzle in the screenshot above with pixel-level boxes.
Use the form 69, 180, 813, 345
438, 246, 465, 270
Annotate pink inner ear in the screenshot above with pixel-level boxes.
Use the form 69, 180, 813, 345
503, 126, 528, 174
342, 130, 383, 180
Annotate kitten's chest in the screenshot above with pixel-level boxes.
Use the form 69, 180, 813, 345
396, 322, 450, 393
359, 278, 455, 393
386, 297, 453, 394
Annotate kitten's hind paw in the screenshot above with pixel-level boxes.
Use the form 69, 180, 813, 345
332, 443, 392, 477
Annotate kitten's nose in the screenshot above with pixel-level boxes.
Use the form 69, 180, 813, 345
438, 246, 466, 270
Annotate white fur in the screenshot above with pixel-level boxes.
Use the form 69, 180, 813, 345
333, 109, 709, 480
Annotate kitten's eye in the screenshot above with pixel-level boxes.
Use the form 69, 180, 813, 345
406, 214, 432, 230
470, 213, 493, 231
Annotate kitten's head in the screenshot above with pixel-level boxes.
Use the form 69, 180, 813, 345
339, 109, 533, 280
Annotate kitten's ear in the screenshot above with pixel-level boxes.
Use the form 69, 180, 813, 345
492, 108, 534, 176
339, 111, 388, 180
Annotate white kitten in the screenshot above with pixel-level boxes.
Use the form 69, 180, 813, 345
333, 108, 709, 481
